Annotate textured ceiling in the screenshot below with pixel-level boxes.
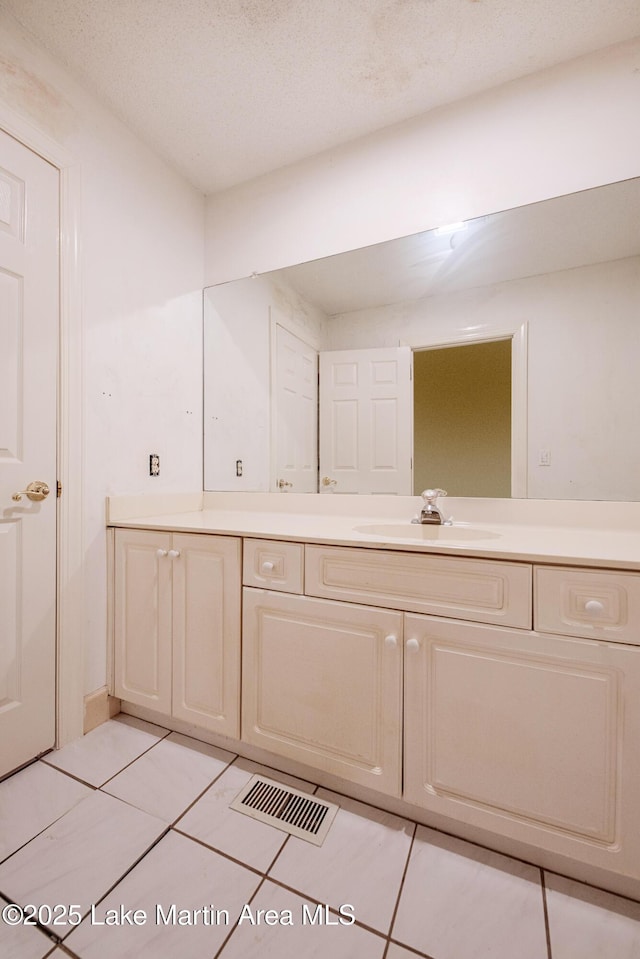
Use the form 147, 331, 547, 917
3, 0, 640, 194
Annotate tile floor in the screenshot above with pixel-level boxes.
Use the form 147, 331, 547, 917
1, 715, 640, 959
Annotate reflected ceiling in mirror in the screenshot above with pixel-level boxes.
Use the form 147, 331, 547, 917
277, 178, 640, 311
204, 177, 640, 501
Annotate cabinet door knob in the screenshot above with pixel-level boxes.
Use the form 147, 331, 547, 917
168, 549, 181, 559
406, 638, 420, 652
384, 634, 397, 648
585, 599, 605, 615
156, 548, 168, 557
261, 561, 275, 573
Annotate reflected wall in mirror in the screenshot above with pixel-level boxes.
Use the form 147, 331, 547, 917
204, 177, 640, 500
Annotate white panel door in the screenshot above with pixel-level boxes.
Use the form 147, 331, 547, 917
274, 324, 318, 492
319, 347, 412, 493
0, 130, 59, 777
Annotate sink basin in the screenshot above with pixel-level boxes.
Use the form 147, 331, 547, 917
353, 523, 501, 541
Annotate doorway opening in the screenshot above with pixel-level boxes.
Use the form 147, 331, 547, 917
413, 339, 512, 497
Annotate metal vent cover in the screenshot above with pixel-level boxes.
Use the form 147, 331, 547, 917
229, 775, 338, 846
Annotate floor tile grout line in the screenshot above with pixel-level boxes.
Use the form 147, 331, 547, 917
170, 826, 267, 879
385, 819, 418, 945
107, 749, 242, 830
212, 875, 268, 959
39, 757, 100, 791
0, 750, 52, 785
0, 889, 62, 948
54, 825, 172, 943
542, 866, 640, 908
386, 938, 437, 959
48, 941, 82, 959
40, 733, 171, 791
167, 822, 392, 945
541, 867, 554, 959
261, 874, 390, 942
0, 772, 97, 867
166, 757, 238, 828
170, 776, 381, 922
89, 726, 173, 789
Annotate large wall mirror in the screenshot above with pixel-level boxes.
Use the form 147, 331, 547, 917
204, 177, 640, 500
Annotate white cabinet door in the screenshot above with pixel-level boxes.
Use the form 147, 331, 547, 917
404, 614, 640, 878
114, 529, 173, 714
0, 130, 59, 776
242, 589, 403, 795
319, 347, 412, 493
114, 529, 241, 737
172, 533, 241, 737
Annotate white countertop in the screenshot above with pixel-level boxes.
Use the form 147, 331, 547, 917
107, 493, 640, 570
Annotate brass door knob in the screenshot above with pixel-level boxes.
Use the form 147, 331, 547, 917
12, 481, 50, 502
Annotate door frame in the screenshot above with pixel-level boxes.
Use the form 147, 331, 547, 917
412, 321, 528, 498
268, 307, 322, 493
0, 102, 84, 748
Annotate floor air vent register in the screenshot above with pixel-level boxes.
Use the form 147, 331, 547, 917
229, 775, 339, 846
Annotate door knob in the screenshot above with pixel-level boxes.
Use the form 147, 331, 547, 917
12, 481, 50, 502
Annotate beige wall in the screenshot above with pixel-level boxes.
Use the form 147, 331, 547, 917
413, 342, 511, 498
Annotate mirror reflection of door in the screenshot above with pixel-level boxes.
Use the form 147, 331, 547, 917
413, 339, 512, 497
319, 347, 413, 494
274, 324, 318, 492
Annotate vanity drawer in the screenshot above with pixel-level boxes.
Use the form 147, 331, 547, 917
535, 566, 640, 644
305, 546, 532, 627
243, 539, 304, 593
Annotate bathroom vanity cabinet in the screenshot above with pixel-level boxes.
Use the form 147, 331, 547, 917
113, 528, 241, 737
109, 507, 640, 895
242, 587, 404, 795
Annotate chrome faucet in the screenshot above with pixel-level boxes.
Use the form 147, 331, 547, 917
414, 488, 451, 525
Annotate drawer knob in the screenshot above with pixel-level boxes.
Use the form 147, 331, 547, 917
168, 549, 181, 559
156, 549, 168, 557
384, 634, 397, 648
585, 599, 605, 615
406, 638, 420, 652
261, 561, 275, 573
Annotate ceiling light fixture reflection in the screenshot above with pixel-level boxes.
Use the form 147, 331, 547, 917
434, 221, 468, 236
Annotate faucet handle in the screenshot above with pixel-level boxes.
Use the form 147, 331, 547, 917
421, 488, 447, 504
